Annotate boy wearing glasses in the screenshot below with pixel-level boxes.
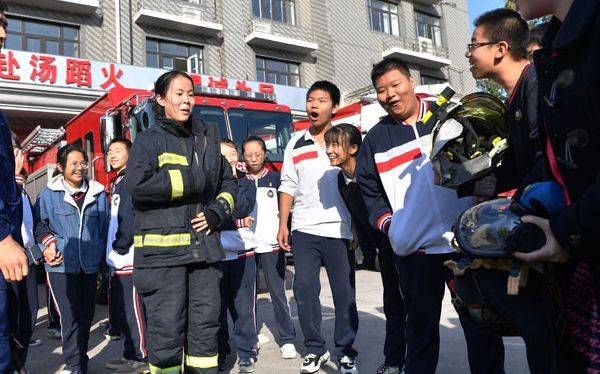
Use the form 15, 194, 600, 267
242, 136, 297, 360
464, 9, 560, 373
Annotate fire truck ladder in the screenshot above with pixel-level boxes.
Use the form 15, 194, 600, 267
21, 126, 66, 155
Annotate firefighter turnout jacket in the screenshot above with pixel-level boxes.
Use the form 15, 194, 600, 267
125, 110, 237, 268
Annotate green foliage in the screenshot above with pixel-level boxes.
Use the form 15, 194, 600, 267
477, 79, 507, 101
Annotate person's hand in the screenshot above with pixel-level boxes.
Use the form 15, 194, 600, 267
277, 226, 291, 252
14, 148, 24, 175
241, 216, 254, 228
0, 235, 29, 281
43, 243, 63, 267
192, 212, 209, 234
512, 215, 571, 263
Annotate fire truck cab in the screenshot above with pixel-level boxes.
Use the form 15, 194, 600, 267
23, 84, 294, 199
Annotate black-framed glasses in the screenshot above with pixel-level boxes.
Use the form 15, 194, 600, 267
467, 41, 498, 53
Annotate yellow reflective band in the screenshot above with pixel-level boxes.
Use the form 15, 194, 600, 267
149, 363, 181, 373
134, 235, 143, 248
435, 96, 449, 106
141, 233, 191, 247
158, 153, 189, 168
168, 169, 184, 200
185, 354, 219, 368
421, 111, 433, 124
217, 192, 235, 211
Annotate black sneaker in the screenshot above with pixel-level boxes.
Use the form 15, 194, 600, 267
336, 355, 358, 374
300, 351, 330, 373
237, 357, 255, 373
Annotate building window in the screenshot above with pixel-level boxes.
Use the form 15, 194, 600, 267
252, 0, 296, 25
420, 74, 446, 85
5, 17, 79, 57
256, 56, 300, 87
146, 39, 203, 73
367, 0, 399, 36
415, 11, 442, 46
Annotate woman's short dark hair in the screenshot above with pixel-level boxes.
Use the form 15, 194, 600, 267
152, 70, 194, 119
324, 123, 362, 152
57, 144, 88, 171
242, 135, 267, 154
154, 70, 194, 98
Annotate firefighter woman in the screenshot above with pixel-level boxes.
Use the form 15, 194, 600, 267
125, 70, 237, 374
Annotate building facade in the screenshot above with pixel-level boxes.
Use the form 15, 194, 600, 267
1, 0, 475, 134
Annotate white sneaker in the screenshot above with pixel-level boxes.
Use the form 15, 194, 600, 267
280, 343, 298, 359
257, 333, 270, 344
300, 351, 330, 373
337, 355, 358, 374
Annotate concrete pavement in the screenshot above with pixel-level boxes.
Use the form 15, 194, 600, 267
25, 267, 528, 373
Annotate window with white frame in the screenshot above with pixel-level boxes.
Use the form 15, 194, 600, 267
256, 56, 300, 87
146, 39, 203, 73
252, 0, 296, 25
415, 11, 443, 46
367, 0, 399, 36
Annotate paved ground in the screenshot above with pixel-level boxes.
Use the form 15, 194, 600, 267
25, 267, 528, 373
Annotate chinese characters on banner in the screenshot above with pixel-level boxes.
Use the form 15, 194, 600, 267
0, 49, 302, 110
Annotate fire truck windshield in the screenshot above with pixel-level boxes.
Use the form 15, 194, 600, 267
228, 109, 292, 163
193, 106, 292, 163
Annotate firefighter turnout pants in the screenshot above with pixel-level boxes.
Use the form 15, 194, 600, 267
134, 262, 222, 374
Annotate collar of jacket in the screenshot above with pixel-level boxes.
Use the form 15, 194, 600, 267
155, 112, 208, 138
542, 0, 599, 51
48, 174, 104, 196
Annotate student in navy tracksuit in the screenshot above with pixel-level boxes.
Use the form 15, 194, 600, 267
34, 144, 109, 374
0, 6, 30, 371
241, 136, 297, 360
356, 58, 503, 374
215, 139, 259, 373
325, 124, 406, 374
104, 138, 148, 373
278, 81, 358, 374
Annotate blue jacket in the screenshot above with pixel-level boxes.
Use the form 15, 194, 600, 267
0, 111, 22, 245
34, 175, 109, 274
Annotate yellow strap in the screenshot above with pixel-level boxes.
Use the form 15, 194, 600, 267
217, 192, 235, 211
185, 354, 219, 368
134, 235, 143, 248
149, 363, 181, 373
158, 153, 189, 167
142, 233, 191, 247
168, 169, 184, 200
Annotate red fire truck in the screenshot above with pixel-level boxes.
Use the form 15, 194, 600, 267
22, 84, 294, 200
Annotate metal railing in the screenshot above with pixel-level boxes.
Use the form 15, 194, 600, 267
245, 19, 317, 44
382, 37, 449, 59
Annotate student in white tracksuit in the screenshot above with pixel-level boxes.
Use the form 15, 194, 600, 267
242, 136, 297, 360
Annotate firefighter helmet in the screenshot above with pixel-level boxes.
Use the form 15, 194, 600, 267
430, 92, 508, 187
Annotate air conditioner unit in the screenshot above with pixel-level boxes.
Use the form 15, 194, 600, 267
418, 37, 434, 54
